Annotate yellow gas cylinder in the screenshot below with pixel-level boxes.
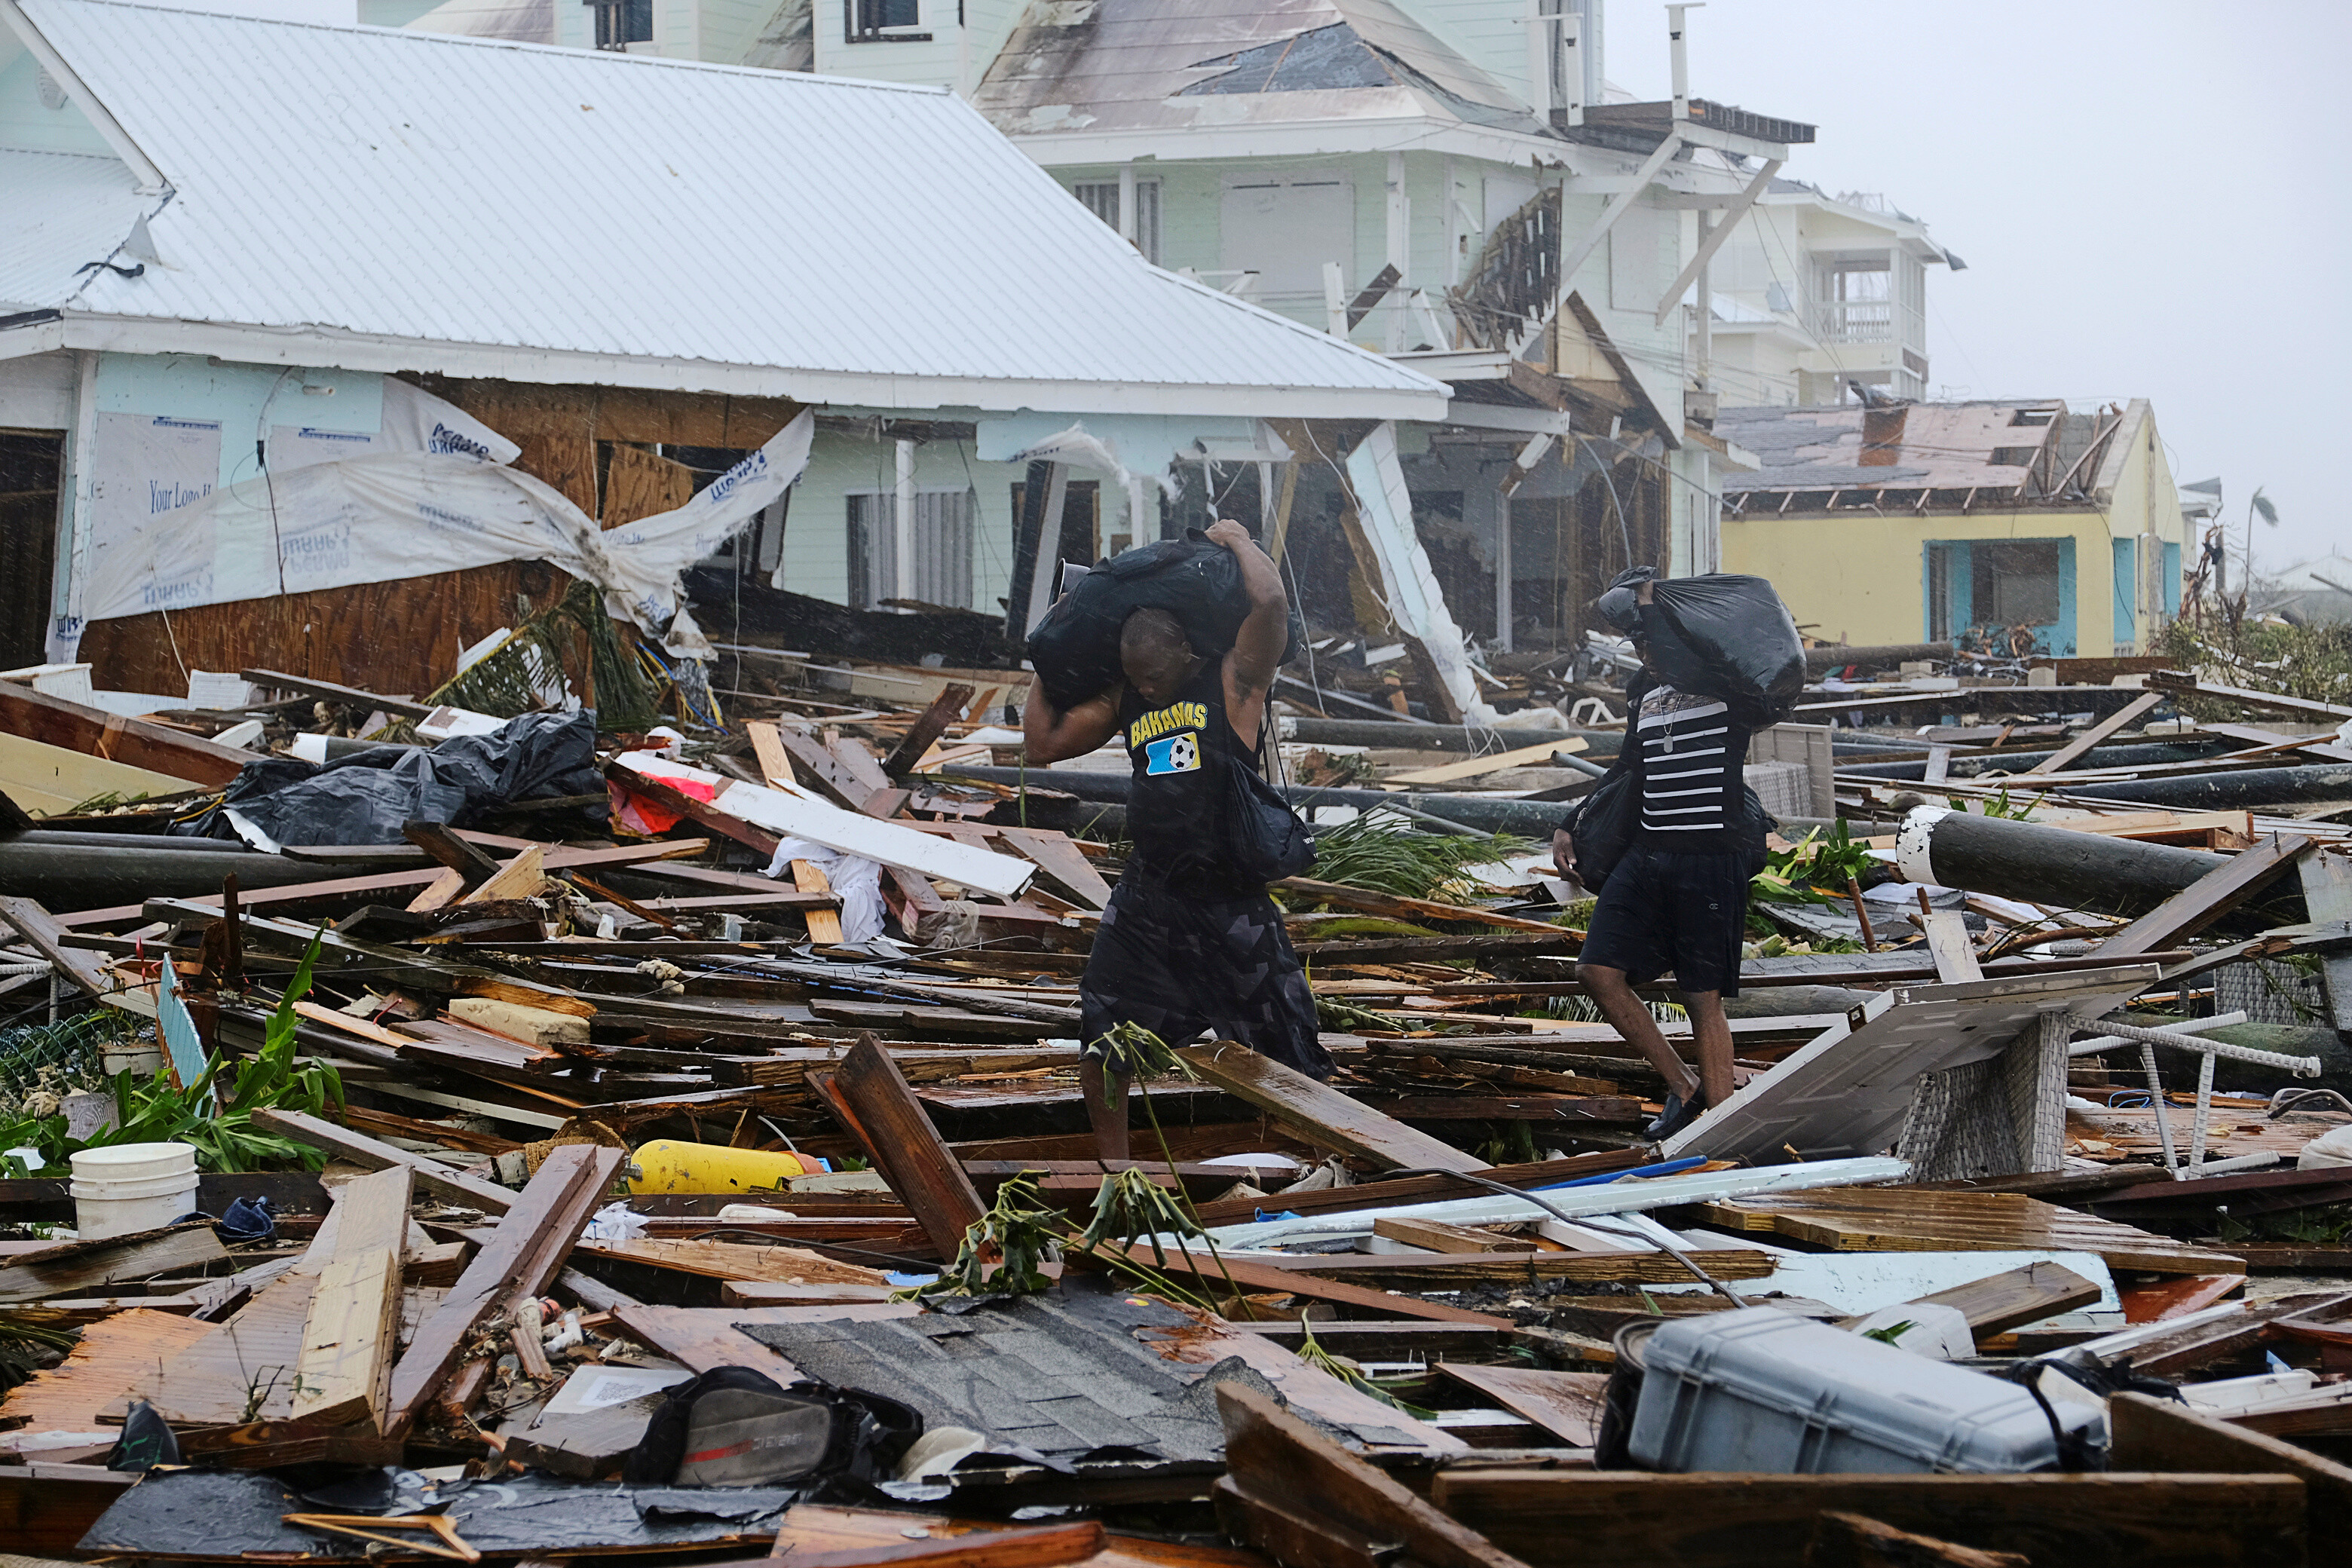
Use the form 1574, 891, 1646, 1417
627, 1139, 819, 1195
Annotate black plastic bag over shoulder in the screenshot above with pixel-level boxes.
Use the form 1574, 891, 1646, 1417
1025, 531, 1306, 712
1602, 567, 1805, 729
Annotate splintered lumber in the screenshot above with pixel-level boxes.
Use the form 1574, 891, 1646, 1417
2025, 690, 2167, 776
461, 843, 550, 905
0, 1223, 230, 1304
0, 896, 115, 997
289, 1166, 411, 1430
1214, 1383, 1534, 1568
882, 681, 976, 779
403, 820, 504, 883
2109, 1389, 2352, 1541
1277, 876, 1573, 935
1837, 1260, 2104, 1340
1703, 1189, 2243, 1276
1429, 1472, 2305, 1568
1432, 1364, 1608, 1447
1807, 1512, 2027, 1568
2096, 833, 2315, 957
1176, 1041, 1491, 1173
382, 1144, 622, 1434
812, 1033, 987, 1259
253, 1107, 517, 1213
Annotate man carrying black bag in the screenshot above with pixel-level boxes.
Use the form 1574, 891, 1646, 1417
1023, 518, 1328, 1159
1553, 573, 1770, 1141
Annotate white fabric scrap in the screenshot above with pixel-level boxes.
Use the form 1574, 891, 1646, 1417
764, 836, 888, 944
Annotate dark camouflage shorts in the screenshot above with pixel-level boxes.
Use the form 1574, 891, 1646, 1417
1079, 871, 1331, 1080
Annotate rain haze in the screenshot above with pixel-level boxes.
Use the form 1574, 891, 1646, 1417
1606, 0, 2352, 579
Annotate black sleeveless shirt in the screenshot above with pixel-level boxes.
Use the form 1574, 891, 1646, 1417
1119, 660, 1254, 893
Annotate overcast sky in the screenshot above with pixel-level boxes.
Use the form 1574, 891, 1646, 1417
129, 0, 2346, 577
1606, 0, 2349, 577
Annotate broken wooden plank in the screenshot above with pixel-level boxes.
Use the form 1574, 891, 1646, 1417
0, 896, 115, 997
289, 1165, 412, 1431
2025, 691, 2167, 776
0, 1223, 229, 1305
1215, 1383, 1531, 1568
2097, 834, 2315, 957
814, 1034, 987, 1259
882, 682, 976, 779
1432, 1363, 1608, 1447
2109, 1389, 2352, 1541
1836, 1260, 2104, 1340
0, 1307, 219, 1438
1386, 739, 1589, 786
253, 1107, 518, 1213
610, 756, 1034, 897
1374, 1216, 1524, 1254
0, 678, 252, 784
1110, 1245, 1511, 1326
382, 1143, 620, 1435
1177, 1041, 1490, 1174
461, 843, 549, 905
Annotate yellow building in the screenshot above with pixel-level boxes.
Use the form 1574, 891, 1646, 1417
1713, 399, 2187, 657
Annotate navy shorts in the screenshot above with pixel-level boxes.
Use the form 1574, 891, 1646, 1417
1578, 843, 1752, 997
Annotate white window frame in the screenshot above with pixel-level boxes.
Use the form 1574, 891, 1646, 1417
1073, 179, 1161, 265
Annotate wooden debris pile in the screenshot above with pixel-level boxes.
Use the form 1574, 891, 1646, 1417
2, 652, 2352, 1566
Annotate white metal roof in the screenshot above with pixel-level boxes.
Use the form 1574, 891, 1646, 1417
0, 0, 1447, 419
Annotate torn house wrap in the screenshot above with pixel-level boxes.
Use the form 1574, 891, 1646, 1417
77, 403, 814, 658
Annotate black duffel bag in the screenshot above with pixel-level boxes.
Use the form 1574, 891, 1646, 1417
1026, 529, 1306, 712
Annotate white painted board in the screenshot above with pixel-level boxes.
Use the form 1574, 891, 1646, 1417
1664, 966, 2161, 1163
614, 752, 1035, 900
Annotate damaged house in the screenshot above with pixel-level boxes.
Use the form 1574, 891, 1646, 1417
0, 0, 1445, 707
1716, 398, 2191, 658
392, 0, 1830, 660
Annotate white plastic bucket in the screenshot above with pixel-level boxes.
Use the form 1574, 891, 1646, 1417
69, 1141, 200, 1239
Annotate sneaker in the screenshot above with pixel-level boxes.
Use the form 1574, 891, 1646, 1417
1644, 1090, 1708, 1141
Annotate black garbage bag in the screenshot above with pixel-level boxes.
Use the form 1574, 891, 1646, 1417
1025, 529, 1305, 712
173, 709, 606, 846
1599, 566, 1804, 728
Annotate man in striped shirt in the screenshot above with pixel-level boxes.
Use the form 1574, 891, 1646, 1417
1557, 578, 1763, 1140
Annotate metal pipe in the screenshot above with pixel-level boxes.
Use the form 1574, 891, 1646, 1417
2072, 1013, 2322, 1078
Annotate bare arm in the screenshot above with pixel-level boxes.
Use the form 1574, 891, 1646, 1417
1208, 518, 1287, 740
1022, 681, 1124, 764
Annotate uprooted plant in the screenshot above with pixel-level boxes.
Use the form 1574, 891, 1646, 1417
0, 931, 342, 1176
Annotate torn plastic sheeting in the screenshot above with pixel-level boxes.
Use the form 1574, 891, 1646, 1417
1342, 422, 1496, 725
1003, 422, 1176, 501
173, 710, 605, 845
764, 836, 888, 944
78, 410, 813, 659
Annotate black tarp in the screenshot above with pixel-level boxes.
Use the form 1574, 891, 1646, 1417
172, 710, 605, 846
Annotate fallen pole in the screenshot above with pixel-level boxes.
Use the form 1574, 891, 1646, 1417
1894, 805, 2226, 917
2055, 764, 2352, 811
